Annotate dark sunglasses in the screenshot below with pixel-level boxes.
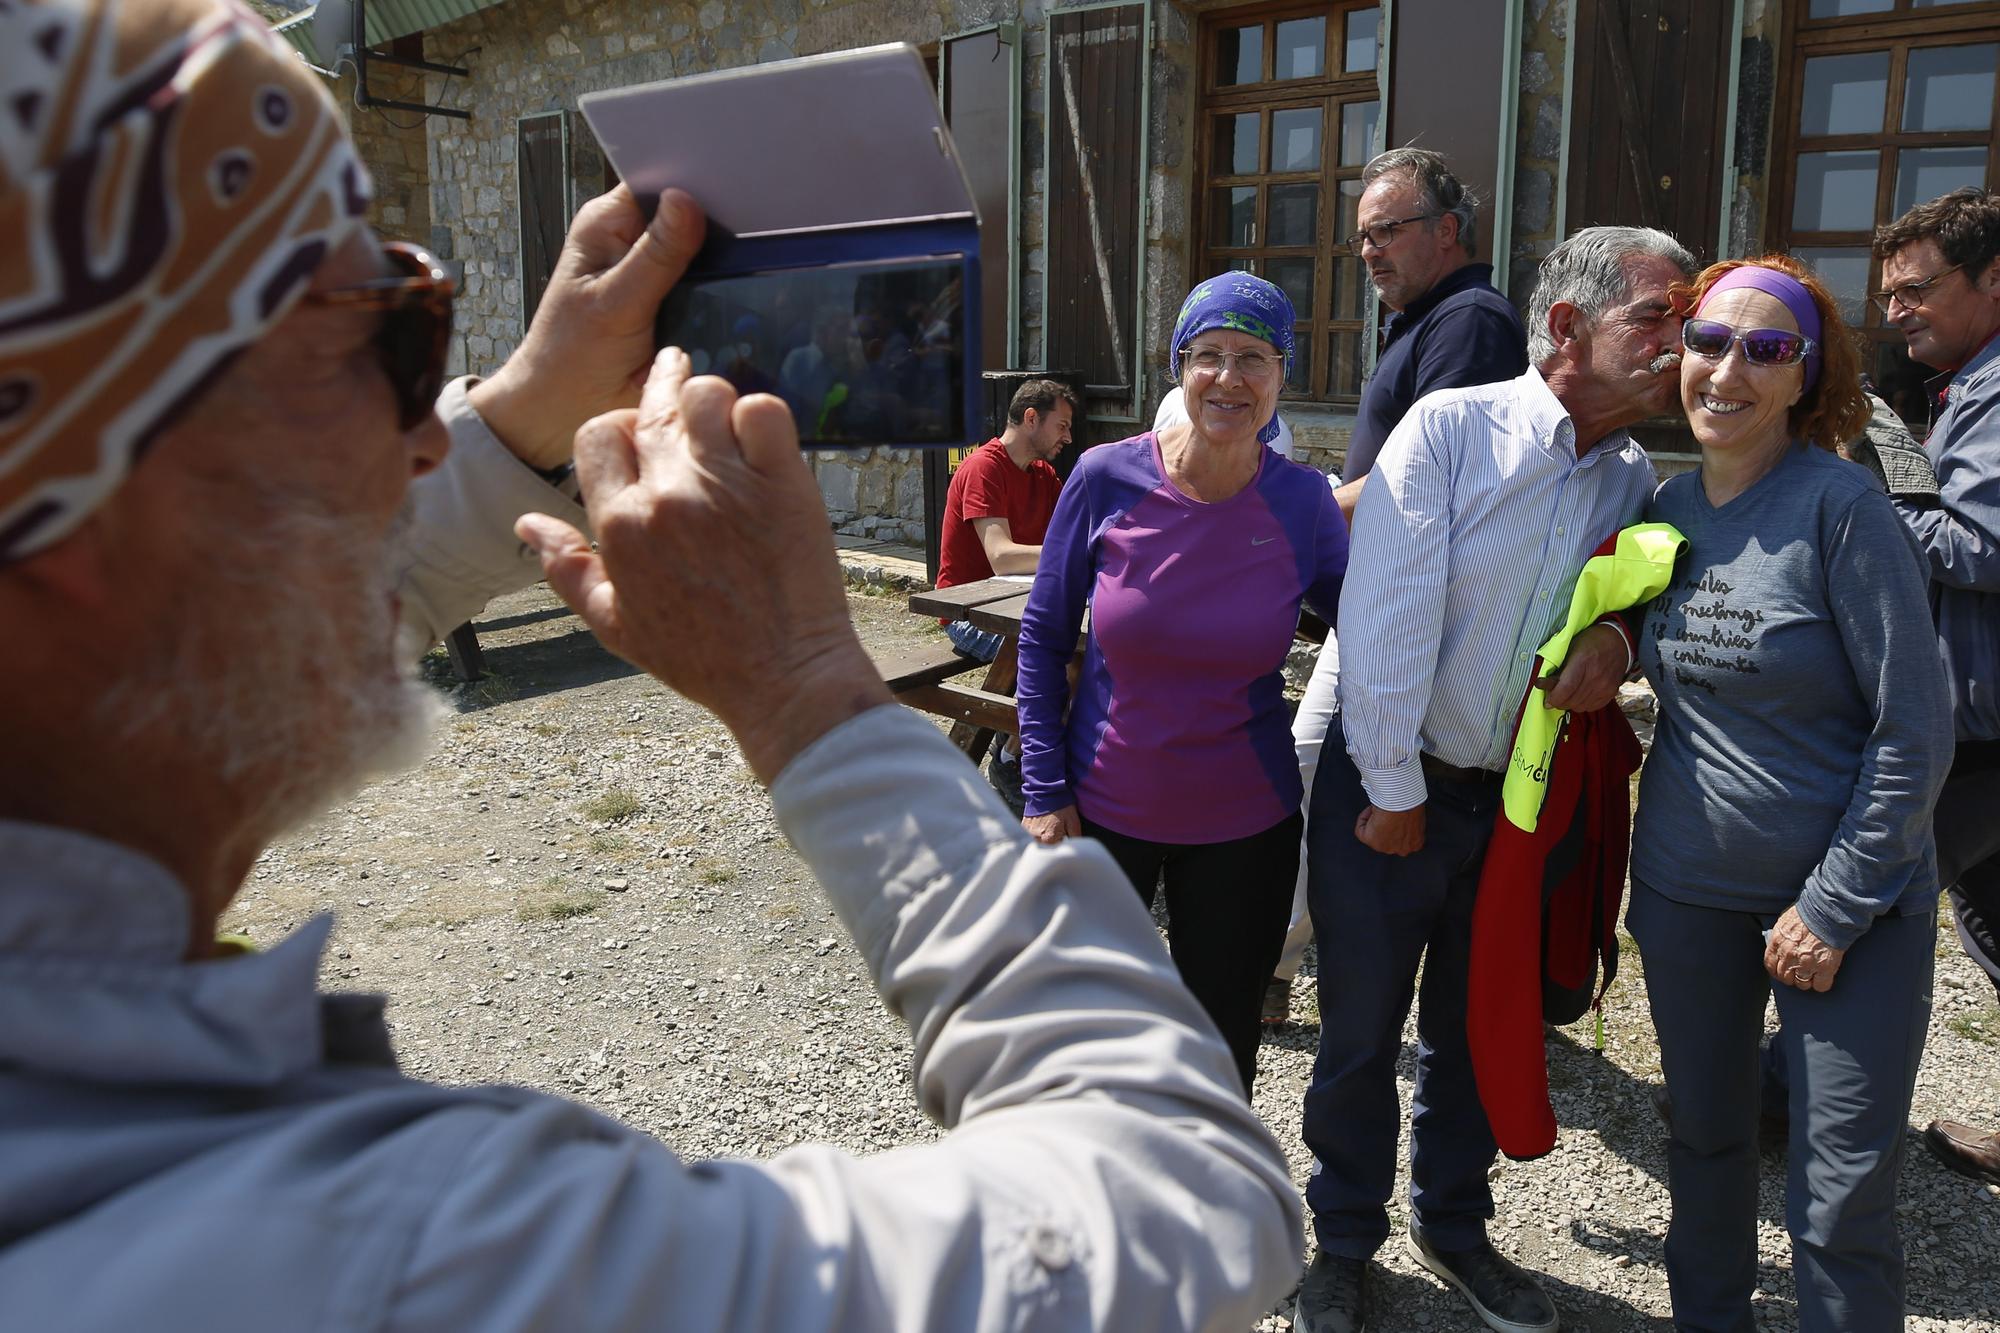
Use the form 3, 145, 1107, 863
303, 241, 456, 430
1681, 318, 1815, 368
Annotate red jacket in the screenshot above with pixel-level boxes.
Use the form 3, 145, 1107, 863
1467, 695, 1641, 1161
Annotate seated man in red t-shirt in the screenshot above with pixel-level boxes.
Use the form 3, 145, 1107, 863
935, 379, 1077, 810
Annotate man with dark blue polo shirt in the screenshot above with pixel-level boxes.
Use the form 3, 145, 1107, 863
1338, 147, 1529, 492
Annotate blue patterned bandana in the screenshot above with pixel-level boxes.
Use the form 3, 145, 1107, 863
1170, 272, 1296, 444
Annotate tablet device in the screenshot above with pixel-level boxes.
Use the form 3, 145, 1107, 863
581, 46, 982, 449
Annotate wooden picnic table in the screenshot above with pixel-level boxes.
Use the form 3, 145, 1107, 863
877, 575, 1035, 763
878, 574, 1329, 761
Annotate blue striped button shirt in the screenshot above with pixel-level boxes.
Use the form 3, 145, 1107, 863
1336, 368, 1657, 811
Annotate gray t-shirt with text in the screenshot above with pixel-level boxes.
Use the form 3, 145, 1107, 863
1632, 444, 1953, 950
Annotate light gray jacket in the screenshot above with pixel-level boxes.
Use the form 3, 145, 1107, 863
1896, 333, 2000, 742
0, 381, 1303, 1332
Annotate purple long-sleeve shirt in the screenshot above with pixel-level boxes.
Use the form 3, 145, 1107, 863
1016, 434, 1348, 843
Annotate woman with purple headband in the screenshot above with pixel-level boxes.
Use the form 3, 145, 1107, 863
1013, 271, 1348, 1094
1625, 256, 1953, 1331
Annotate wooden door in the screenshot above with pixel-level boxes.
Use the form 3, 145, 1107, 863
1565, 0, 1735, 260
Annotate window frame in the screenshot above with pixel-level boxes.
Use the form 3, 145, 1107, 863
1193, 0, 1384, 405
1768, 0, 2000, 421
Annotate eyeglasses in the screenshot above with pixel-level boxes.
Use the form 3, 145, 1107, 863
1182, 345, 1282, 379
1343, 213, 1437, 255
1870, 264, 1962, 316
303, 241, 456, 430
1681, 318, 1816, 368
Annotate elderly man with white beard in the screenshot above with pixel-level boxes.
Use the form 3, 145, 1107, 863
0, 2, 1302, 1329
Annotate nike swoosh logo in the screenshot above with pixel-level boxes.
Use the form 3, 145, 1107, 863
1251, 536, 1278, 546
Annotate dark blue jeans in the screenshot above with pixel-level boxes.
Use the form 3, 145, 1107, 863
1301, 717, 1501, 1256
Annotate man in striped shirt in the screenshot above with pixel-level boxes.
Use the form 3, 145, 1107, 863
1295, 227, 1696, 1333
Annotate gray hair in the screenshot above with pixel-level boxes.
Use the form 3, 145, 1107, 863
1362, 147, 1478, 253
1525, 226, 1697, 364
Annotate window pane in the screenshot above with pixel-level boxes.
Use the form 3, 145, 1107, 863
1286, 331, 1312, 394
1792, 151, 1879, 232
1211, 187, 1257, 247
1902, 44, 1997, 132
1215, 113, 1259, 175
1274, 17, 1324, 81
1345, 7, 1379, 73
1800, 52, 1889, 136
1268, 183, 1319, 247
1272, 108, 1323, 172
1341, 100, 1379, 166
1218, 24, 1262, 86
1808, 0, 1891, 15
1330, 331, 1364, 397
1266, 257, 1315, 318
1794, 246, 1874, 326
1333, 256, 1370, 319
1896, 146, 1989, 216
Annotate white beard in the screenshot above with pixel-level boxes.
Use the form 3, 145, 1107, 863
97, 503, 446, 842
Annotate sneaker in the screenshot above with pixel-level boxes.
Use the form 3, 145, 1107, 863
1406, 1231, 1558, 1333
1295, 1248, 1369, 1333
987, 746, 1025, 817
1261, 975, 1292, 1026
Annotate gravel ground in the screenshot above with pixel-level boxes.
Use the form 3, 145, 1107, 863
226, 581, 2000, 1332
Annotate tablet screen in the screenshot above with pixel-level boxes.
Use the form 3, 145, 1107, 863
656, 255, 968, 447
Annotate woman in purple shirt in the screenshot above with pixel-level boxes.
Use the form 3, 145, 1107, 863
1015, 273, 1349, 1092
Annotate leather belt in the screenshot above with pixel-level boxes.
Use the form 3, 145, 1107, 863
1420, 752, 1503, 787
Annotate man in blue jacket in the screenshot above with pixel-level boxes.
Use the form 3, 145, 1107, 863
1871, 187, 2000, 1185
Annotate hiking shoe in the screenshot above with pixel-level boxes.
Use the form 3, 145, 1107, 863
1295, 1248, 1368, 1333
987, 746, 1025, 817
1261, 975, 1292, 1026
1406, 1231, 1558, 1333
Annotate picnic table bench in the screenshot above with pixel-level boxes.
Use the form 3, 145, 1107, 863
874, 575, 1033, 763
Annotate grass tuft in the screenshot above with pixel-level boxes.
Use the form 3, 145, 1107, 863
581, 789, 642, 822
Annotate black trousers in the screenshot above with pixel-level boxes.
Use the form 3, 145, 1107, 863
1081, 811, 1302, 1095
1938, 738, 2000, 999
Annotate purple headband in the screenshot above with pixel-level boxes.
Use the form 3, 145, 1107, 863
1698, 266, 1823, 391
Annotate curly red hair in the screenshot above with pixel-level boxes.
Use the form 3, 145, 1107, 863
1669, 255, 1871, 451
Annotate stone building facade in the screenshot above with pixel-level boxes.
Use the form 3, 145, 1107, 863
286, 0, 2000, 543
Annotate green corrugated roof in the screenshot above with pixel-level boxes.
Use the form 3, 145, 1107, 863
276, 0, 508, 64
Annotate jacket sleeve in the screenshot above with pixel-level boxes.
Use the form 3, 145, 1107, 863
1014, 467, 1098, 817
397, 377, 591, 647
1894, 371, 2000, 592
1793, 494, 1957, 951
386, 706, 1303, 1333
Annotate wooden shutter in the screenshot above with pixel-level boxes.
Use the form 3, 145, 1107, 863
517, 111, 569, 333
1045, 5, 1145, 408
945, 27, 1021, 372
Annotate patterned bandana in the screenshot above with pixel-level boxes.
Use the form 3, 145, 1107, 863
1170, 271, 1297, 445
0, 0, 371, 562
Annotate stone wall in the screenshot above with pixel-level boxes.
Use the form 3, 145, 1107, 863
331, 60, 432, 245
1506, 0, 1567, 302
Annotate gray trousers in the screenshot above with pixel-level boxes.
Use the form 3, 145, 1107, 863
1628, 878, 1933, 1333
